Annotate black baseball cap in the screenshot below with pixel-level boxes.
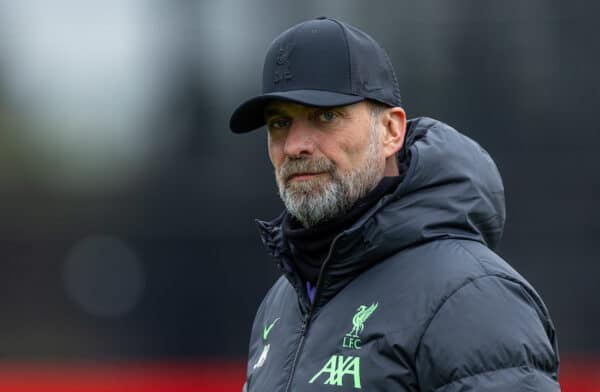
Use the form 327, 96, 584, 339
229, 17, 402, 133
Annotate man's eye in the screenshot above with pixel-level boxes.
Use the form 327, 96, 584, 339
269, 119, 290, 129
317, 111, 337, 122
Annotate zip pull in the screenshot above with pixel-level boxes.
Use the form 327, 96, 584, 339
299, 312, 311, 334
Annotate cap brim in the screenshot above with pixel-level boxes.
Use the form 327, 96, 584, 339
229, 89, 364, 133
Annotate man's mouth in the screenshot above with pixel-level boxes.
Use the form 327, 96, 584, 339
287, 172, 327, 182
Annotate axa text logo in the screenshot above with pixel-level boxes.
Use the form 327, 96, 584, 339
309, 355, 361, 388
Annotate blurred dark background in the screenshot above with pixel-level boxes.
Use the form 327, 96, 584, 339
0, 0, 597, 365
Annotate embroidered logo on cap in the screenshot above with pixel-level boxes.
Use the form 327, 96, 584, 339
274, 43, 294, 83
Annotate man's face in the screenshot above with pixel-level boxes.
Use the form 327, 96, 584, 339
265, 100, 386, 227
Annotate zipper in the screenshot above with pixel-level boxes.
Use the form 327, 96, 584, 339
283, 312, 310, 392
282, 233, 344, 392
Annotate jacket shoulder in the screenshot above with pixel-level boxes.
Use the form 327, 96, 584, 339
380, 240, 562, 390
415, 271, 560, 390
350, 239, 559, 389
375, 238, 538, 301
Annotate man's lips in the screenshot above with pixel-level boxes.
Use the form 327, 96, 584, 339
287, 172, 327, 182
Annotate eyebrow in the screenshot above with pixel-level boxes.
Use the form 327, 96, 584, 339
264, 107, 287, 119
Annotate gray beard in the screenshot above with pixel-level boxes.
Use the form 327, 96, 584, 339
275, 129, 384, 228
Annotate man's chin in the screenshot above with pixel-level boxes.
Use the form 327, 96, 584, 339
284, 182, 324, 202
284, 174, 331, 192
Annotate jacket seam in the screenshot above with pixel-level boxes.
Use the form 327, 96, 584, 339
415, 239, 488, 352
415, 273, 514, 361
328, 19, 353, 93
454, 240, 489, 274
454, 241, 554, 332
414, 271, 557, 384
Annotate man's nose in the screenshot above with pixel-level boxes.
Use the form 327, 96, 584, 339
283, 121, 316, 157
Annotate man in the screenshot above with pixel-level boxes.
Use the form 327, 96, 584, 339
230, 17, 560, 391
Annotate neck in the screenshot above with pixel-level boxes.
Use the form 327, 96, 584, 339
383, 155, 399, 176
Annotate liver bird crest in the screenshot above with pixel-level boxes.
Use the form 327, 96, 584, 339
348, 302, 378, 338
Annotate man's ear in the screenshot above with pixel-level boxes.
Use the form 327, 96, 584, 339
382, 107, 406, 159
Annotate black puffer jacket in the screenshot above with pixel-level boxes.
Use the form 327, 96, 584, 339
243, 117, 560, 391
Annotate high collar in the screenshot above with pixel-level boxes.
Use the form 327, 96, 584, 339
282, 176, 402, 286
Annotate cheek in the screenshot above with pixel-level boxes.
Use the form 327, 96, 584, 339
327, 134, 371, 169
267, 138, 284, 170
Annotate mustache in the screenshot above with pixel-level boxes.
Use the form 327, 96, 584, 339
278, 157, 336, 182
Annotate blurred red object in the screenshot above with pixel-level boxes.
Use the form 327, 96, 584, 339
0, 356, 597, 391
0, 360, 245, 392
559, 355, 600, 392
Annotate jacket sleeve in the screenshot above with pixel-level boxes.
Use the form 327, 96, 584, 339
415, 275, 560, 391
